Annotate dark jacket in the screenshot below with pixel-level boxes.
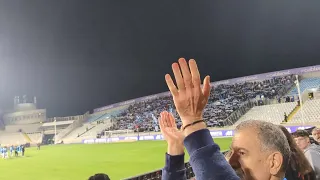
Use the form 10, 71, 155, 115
162, 129, 240, 180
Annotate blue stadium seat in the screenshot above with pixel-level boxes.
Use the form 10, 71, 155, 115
288, 78, 320, 95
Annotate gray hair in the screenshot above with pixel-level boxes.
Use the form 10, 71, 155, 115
312, 127, 320, 133
235, 120, 291, 172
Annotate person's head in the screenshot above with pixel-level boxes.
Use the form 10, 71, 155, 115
312, 128, 320, 143
229, 120, 291, 180
88, 173, 110, 180
279, 126, 314, 176
293, 130, 310, 150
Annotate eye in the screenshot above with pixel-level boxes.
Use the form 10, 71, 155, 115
238, 151, 245, 156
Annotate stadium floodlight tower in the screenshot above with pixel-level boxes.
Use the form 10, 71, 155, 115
295, 75, 305, 125
54, 117, 57, 144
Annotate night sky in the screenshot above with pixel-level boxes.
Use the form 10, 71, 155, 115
0, 0, 320, 117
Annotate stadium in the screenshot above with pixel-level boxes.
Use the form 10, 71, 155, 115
0, 65, 319, 180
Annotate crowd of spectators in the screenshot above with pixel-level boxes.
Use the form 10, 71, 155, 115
106, 75, 294, 132
89, 59, 320, 180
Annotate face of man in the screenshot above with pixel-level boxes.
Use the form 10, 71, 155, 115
312, 129, 320, 143
294, 136, 310, 150
229, 128, 279, 180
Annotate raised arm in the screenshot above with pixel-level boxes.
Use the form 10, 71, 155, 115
165, 58, 239, 180
159, 111, 187, 180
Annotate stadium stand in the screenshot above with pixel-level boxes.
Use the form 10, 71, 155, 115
106, 75, 294, 132
78, 121, 113, 139
289, 99, 320, 123
4, 123, 41, 133
0, 132, 28, 145
62, 123, 96, 142
1, 65, 320, 180
288, 77, 320, 95
27, 132, 43, 143
233, 102, 297, 126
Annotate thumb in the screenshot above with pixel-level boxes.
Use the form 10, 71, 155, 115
202, 75, 211, 99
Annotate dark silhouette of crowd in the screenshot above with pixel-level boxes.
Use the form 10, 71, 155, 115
107, 75, 294, 132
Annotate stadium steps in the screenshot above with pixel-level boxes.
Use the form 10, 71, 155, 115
287, 105, 301, 122
78, 126, 96, 137
22, 133, 32, 143
87, 113, 106, 123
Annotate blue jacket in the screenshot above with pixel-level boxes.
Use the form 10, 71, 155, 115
162, 129, 240, 180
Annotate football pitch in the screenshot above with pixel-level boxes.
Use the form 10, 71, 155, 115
0, 138, 232, 180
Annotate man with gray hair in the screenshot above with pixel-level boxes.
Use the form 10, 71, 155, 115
312, 128, 320, 144
229, 120, 291, 180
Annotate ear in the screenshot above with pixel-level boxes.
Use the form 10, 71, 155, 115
268, 152, 283, 175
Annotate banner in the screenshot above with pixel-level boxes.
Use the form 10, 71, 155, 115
82, 125, 314, 144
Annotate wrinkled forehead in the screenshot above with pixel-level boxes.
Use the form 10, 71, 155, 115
232, 128, 261, 151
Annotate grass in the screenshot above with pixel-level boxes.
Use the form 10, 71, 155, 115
0, 138, 232, 180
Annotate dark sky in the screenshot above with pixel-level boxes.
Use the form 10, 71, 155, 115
0, 0, 320, 117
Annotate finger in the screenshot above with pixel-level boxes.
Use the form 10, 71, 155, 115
165, 74, 178, 96
166, 112, 173, 127
172, 62, 185, 90
163, 111, 169, 127
189, 59, 201, 87
202, 76, 211, 100
178, 58, 193, 88
159, 112, 165, 131
168, 113, 177, 128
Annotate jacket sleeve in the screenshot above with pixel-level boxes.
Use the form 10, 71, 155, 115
304, 149, 320, 179
162, 153, 187, 180
184, 129, 240, 180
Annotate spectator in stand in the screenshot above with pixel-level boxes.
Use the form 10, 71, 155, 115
88, 173, 110, 180
109, 59, 294, 132
161, 58, 290, 180
279, 126, 316, 180
312, 128, 320, 144
284, 112, 288, 122
293, 130, 320, 179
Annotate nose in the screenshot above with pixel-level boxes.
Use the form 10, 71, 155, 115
228, 152, 241, 169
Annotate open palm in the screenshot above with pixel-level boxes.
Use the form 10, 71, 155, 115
159, 111, 184, 145
165, 58, 211, 125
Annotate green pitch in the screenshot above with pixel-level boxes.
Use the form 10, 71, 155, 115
0, 138, 232, 180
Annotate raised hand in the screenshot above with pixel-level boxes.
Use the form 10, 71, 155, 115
159, 111, 184, 155
165, 58, 211, 126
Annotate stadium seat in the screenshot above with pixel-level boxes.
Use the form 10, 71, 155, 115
233, 102, 297, 126
290, 99, 320, 123
288, 77, 320, 96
